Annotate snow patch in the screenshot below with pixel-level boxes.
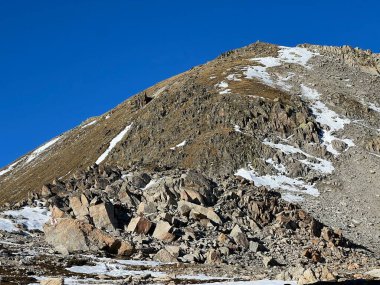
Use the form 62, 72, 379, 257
170, 140, 187, 150
96, 123, 133, 165
235, 168, 319, 197
263, 140, 334, 174
81, 120, 97, 129
0, 159, 22, 177
216, 81, 231, 94
368, 102, 380, 113
300, 85, 353, 155
0, 218, 18, 232
26, 137, 61, 164
226, 74, 242, 81
195, 280, 296, 285
0, 204, 50, 232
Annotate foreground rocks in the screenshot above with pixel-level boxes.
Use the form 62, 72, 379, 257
1, 165, 378, 283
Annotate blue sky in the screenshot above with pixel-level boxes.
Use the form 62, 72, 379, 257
0, 0, 379, 167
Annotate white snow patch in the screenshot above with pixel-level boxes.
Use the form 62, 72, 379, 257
81, 120, 97, 129
0, 218, 18, 232
235, 168, 319, 197
216, 81, 231, 94
282, 193, 304, 203
265, 158, 286, 174
25, 137, 61, 164
1, 204, 50, 232
226, 74, 242, 81
244, 46, 318, 88
263, 140, 334, 174
67, 262, 166, 278
300, 85, 353, 155
234, 125, 242, 133
170, 140, 187, 150
0, 159, 22, 177
105, 114, 111, 119
368, 102, 380, 113
96, 123, 133, 165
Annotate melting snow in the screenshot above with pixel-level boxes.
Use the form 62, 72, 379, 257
263, 140, 334, 174
140, 178, 162, 191
25, 137, 61, 164
235, 168, 319, 197
0, 218, 18, 232
0, 159, 22, 177
368, 102, 380, 113
216, 81, 231, 94
96, 123, 133, 165
81, 120, 97, 129
226, 74, 242, 81
265, 158, 286, 174
170, 140, 187, 150
300, 85, 353, 155
244, 46, 318, 87
0, 204, 50, 232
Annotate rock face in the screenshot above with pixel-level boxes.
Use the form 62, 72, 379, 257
89, 202, 117, 231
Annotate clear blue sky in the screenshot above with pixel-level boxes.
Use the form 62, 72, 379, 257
1, 0, 379, 167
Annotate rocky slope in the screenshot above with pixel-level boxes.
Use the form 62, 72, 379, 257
0, 42, 380, 283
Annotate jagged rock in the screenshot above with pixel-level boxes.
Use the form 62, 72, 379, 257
262, 256, 277, 267
153, 248, 178, 263
43, 218, 134, 256
206, 249, 221, 264
69, 196, 89, 218
126, 216, 152, 234
298, 268, 318, 285
50, 206, 66, 219
177, 201, 222, 224
137, 202, 157, 216
230, 225, 249, 249
41, 185, 52, 198
152, 221, 175, 241
89, 202, 118, 231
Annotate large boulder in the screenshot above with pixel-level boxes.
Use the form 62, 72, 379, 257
43, 218, 134, 256
177, 201, 222, 224
126, 216, 152, 234
180, 170, 216, 205
89, 202, 118, 231
152, 221, 175, 241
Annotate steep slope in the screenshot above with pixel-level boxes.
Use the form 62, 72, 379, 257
1, 42, 380, 253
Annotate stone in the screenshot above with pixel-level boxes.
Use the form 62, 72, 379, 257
50, 206, 66, 219
40, 278, 64, 285
181, 170, 215, 205
137, 202, 157, 216
206, 249, 221, 264
89, 202, 117, 231
177, 201, 222, 224
126, 216, 152, 234
263, 256, 277, 267
365, 268, 380, 278
249, 241, 260, 252
152, 221, 175, 241
43, 218, 134, 256
41, 185, 52, 198
153, 248, 178, 263
298, 268, 317, 285
230, 225, 249, 249
69, 196, 89, 218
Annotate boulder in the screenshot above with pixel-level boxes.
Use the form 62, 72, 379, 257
206, 249, 221, 264
137, 202, 157, 216
153, 248, 178, 263
69, 196, 89, 218
230, 225, 249, 249
181, 170, 215, 205
43, 218, 134, 256
89, 202, 117, 231
177, 201, 222, 224
152, 221, 175, 241
126, 216, 152, 234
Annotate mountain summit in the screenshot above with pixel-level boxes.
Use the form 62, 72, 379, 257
0, 42, 379, 283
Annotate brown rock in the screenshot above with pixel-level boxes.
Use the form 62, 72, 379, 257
89, 202, 117, 231
230, 225, 249, 249
50, 206, 66, 219
41, 185, 52, 198
152, 221, 175, 241
153, 248, 178, 263
126, 216, 152, 234
206, 249, 221, 264
69, 196, 89, 218
177, 201, 222, 224
43, 218, 134, 256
